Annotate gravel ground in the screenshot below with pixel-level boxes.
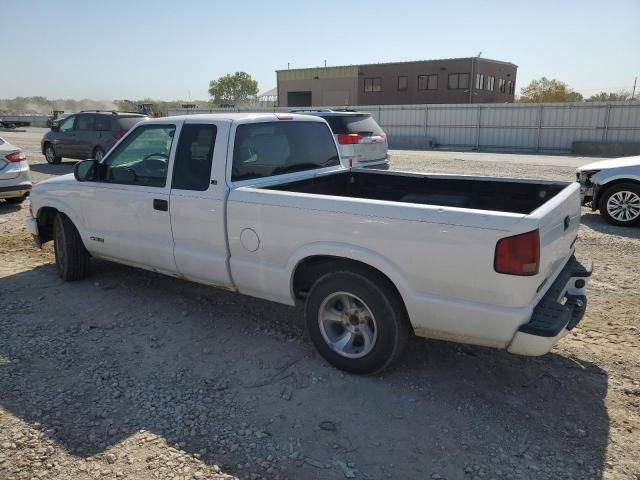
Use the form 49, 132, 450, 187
0, 129, 638, 480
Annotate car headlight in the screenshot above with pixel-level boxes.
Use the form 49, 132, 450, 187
577, 170, 599, 186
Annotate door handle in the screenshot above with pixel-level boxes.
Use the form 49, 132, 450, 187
153, 199, 168, 211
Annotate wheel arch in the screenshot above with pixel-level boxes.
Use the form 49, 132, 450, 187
35, 201, 86, 246
289, 245, 412, 329
595, 177, 640, 207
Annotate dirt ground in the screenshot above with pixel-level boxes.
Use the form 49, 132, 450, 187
0, 128, 638, 480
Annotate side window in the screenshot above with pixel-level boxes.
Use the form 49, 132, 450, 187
232, 122, 339, 181
95, 115, 112, 131
76, 114, 94, 131
172, 124, 217, 191
103, 124, 175, 187
58, 116, 76, 133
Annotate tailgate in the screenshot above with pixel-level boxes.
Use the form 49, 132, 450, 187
533, 182, 582, 282
355, 136, 387, 163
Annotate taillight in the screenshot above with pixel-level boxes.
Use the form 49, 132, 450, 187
379, 131, 387, 142
113, 130, 126, 139
337, 133, 362, 145
5, 150, 27, 162
494, 230, 540, 276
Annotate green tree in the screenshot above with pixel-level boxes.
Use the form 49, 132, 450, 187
587, 90, 631, 102
208, 72, 258, 106
518, 77, 583, 103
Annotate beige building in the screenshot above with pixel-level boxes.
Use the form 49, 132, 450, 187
277, 57, 517, 107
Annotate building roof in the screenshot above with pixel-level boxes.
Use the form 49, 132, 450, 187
276, 57, 517, 72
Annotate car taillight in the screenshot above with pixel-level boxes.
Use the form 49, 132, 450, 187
5, 150, 27, 162
337, 133, 362, 145
380, 131, 387, 142
494, 230, 540, 276
113, 130, 126, 139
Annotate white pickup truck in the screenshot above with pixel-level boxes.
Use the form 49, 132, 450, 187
26, 113, 592, 373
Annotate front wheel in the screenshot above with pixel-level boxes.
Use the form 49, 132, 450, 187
599, 183, 640, 226
305, 269, 410, 374
44, 144, 62, 164
54, 213, 90, 281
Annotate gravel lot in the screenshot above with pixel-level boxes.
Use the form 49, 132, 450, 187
1, 128, 639, 480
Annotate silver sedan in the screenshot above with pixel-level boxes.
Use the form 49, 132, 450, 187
0, 136, 32, 204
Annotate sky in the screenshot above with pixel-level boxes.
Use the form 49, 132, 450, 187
2, 0, 639, 101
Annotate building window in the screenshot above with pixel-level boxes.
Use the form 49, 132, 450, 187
498, 78, 506, 93
486, 76, 495, 91
448, 73, 470, 89
418, 74, 437, 90
398, 76, 408, 91
364, 77, 382, 92
507, 80, 514, 94
475, 73, 484, 90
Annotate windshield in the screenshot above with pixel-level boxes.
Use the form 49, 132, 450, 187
232, 121, 339, 181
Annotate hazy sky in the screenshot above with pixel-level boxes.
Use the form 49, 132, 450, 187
2, 0, 639, 100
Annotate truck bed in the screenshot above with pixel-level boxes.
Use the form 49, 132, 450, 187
265, 170, 568, 214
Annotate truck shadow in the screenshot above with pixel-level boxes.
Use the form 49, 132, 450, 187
0, 261, 609, 479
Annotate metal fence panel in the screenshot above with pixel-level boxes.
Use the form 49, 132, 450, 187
168, 100, 640, 152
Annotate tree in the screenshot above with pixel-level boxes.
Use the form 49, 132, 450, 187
208, 72, 258, 106
587, 90, 632, 102
518, 77, 583, 103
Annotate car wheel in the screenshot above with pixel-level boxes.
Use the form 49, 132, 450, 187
305, 269, 410, 374
5, 195, 27, 205
93, 147, 105, 161
54, 213, 90, 281
599, 183, 640, 227
44, 144, 62, 164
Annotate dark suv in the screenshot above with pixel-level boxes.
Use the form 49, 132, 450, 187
41, 111, 148, 164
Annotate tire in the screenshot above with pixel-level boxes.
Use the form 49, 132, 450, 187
53, 213, 90, 281
93, 147, 105, 161
44, 143, 62, 164
5, 195, 26, 204
305, 269, 410, 374
598, 183, 640, 227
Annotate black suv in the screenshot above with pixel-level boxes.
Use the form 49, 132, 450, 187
41, 111, 148, 164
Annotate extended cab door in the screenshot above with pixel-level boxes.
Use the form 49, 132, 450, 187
78, 122, 180, 273
168, 120, 233, 288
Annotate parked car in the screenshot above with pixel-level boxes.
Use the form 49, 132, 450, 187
577, 155, 640, 226
41, 111, 148, 164
289, 109, 389, 168
27, 113, 591, 373
0, 136, 31, 204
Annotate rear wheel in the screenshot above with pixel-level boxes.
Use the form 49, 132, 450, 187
305, 269, 409, 374
599, 183, 640, 226
54, 213, 90, 281
93, 147, 105, 161
44, 144, 62, 164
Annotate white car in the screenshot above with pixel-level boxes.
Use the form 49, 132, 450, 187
26, 113, 591, 373
577, 155, 640, 226
0, 136, 32, 204
289, 109, 389, 168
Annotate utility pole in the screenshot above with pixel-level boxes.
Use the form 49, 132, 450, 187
632, 76, 637, 100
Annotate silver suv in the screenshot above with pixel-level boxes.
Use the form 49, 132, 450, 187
290, 109, 389, 168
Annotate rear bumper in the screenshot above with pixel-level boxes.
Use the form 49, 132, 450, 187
0, 183, 32, 198
359, 155, 390, 170
507, 255, 592, 356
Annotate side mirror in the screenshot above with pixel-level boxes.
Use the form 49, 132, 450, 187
50, 124, 59, 132
74, 159, 97, 182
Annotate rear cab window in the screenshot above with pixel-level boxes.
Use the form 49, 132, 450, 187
172, 124, 217, 191
232, 121, 339, 181
323, 115, 383, 137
